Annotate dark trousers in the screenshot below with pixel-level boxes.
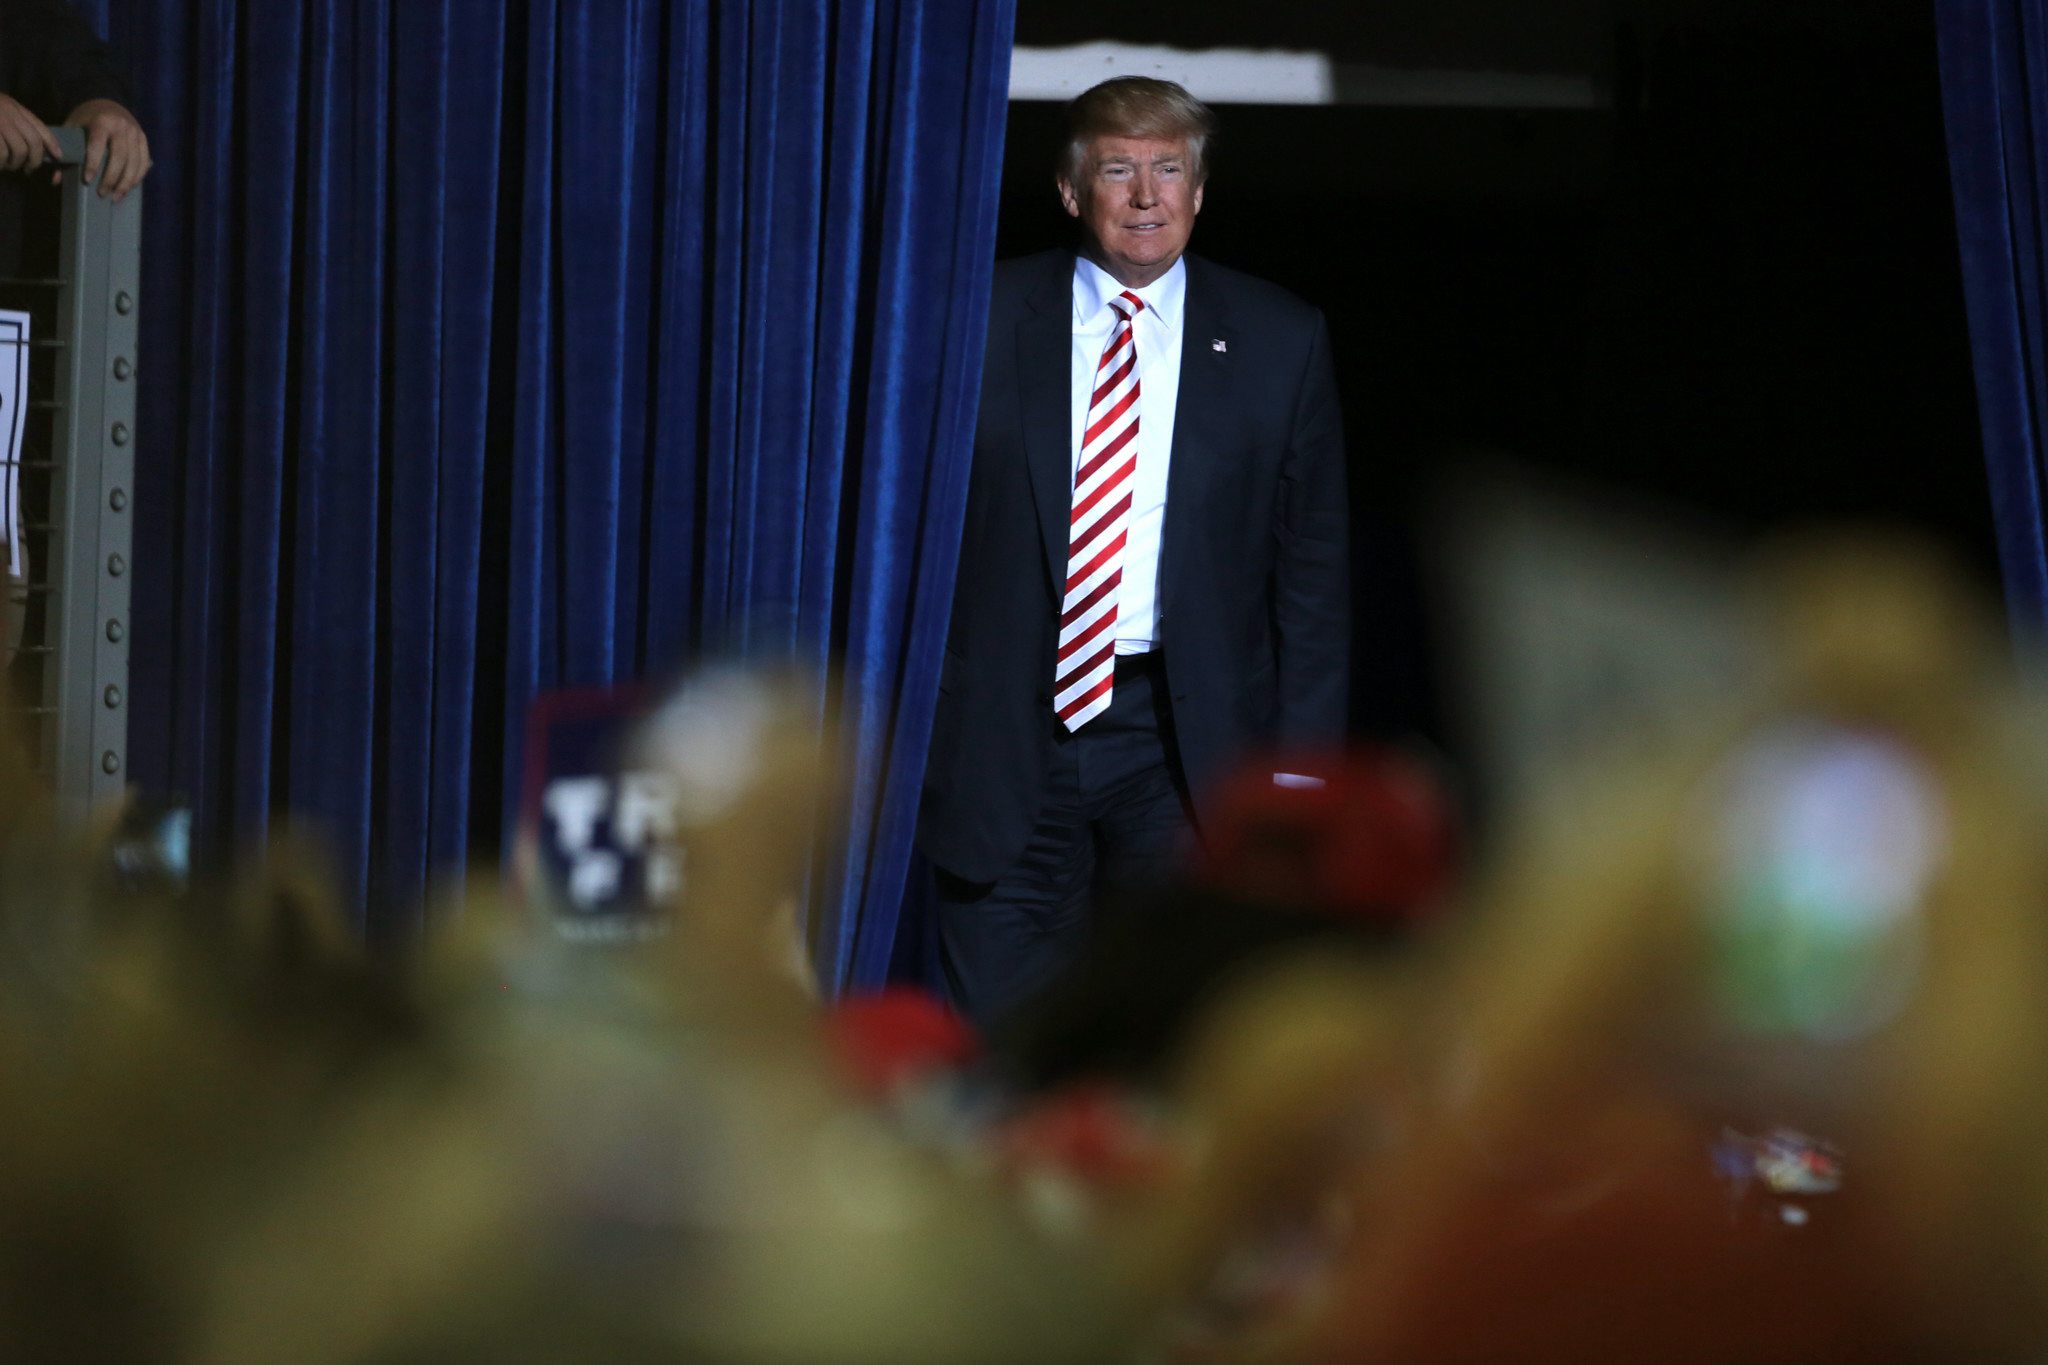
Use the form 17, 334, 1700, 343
936, 653, 1196, 1030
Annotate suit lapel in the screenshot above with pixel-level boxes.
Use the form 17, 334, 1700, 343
1018, 253, 1076, 596
1159, 255, 1236, 619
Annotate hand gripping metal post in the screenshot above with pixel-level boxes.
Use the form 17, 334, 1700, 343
15, 127, 142, 824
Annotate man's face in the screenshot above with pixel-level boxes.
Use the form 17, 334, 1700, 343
1058, 135, 1204, 287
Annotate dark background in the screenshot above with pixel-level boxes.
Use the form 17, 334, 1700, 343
1004, 0, 1994, 754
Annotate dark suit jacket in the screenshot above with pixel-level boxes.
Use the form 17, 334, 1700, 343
919, 249, 1350, 884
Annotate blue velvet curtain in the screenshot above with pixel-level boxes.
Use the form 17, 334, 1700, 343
1938, 0, 2048, 635
76, 0, 1012, 990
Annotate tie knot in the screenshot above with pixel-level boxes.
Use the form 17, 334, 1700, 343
1111, 291, 1144, 321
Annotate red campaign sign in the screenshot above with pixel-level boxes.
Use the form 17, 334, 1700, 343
517, 683, 683, 943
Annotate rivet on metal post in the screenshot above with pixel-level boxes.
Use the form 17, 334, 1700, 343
107, 554, 125, 578
106, 620, 124, 643
109, 488, 127, 512
112, 357, 132, 381
102, 751, 121, 775
103, 685, 121, 709
111, 423, 129, 446
114, 292, 133, 315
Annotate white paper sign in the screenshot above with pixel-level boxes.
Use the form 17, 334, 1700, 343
0, 310, 28, 582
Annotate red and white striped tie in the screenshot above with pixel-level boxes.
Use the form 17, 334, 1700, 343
1055, 290, 1144, 731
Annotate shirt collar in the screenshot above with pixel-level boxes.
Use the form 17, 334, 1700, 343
1072, 254, 1185, 330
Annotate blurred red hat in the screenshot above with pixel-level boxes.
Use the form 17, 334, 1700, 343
1199, 745, 1457, 926
823, 987, 979, 1098
998, 1082, 1176, 1191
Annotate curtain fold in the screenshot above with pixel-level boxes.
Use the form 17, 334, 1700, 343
98, 0, 1009, 985
1938, 0, 2048, 634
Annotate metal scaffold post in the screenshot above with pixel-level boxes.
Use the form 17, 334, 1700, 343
2, 126, 142, 825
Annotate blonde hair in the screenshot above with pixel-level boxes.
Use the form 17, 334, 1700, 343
1060, 77, 1217, 184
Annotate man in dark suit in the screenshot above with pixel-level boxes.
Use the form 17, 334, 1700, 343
920, 77, 1349, 1026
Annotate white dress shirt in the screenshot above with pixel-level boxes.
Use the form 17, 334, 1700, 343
1071, 255, 1183, 655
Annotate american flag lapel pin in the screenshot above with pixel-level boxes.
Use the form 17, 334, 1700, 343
1212, 338, 1227, 353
